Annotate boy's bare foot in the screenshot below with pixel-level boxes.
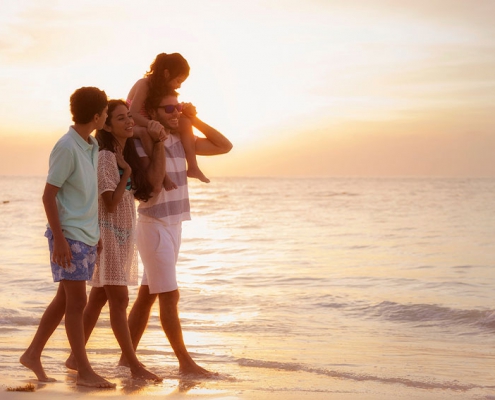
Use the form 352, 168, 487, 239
187, 166, 210, 183
65, 353, 77, 370
131, 364, 162, 382
76, 371, 116, 388
20, 352, 56, 382
164, 174, 178, 191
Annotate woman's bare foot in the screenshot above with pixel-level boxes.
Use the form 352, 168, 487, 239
187, 166, 210, 183
20, 352, 56, 382
76, 371, 116, 388
164, 174, 178, 191
130, 364, 162, 382
65, 353, 77, 370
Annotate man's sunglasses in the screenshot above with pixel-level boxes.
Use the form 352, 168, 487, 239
157, 104, 183, 113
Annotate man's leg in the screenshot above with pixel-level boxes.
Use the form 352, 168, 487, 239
119, 285, 157, 366
61, 280, 115, 388
20, 284, 67, 382
65, 286, 108, 370
158, 289, 211, 376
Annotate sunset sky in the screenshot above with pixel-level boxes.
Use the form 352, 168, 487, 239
0, 0, 494, 177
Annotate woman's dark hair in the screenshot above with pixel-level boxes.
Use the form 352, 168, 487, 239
145, 52, 189, 105
95, 99, 153, 202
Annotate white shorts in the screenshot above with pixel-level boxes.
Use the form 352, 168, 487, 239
137, 219, 182, 294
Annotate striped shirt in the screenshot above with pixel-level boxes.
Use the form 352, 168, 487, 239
134, 134, 191, 225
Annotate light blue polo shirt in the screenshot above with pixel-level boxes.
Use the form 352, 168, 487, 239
46, 126, 100, 246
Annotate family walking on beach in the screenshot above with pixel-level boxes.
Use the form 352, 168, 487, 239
19, 53, 233, 388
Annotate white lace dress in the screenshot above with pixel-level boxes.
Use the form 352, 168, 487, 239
89, 150, 138, 287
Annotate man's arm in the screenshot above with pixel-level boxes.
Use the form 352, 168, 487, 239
42, 183, 72, 268
139, 140, 166, 194
179, 116, 233, 156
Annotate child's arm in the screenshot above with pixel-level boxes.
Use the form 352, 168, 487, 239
42, 183, 72, 268
128, 79, 153, 128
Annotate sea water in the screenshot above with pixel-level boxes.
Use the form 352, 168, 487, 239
0, 176, 494, 399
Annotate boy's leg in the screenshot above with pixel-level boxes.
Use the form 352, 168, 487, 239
65, 286, 108, 370
20, 284, 67, 382
61, 280, 115, 388
105, 285, 161, 381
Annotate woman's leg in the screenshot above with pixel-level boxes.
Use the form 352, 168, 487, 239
105, 285, 161, 381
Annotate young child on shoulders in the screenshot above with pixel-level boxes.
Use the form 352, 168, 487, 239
127, 52, 209, 189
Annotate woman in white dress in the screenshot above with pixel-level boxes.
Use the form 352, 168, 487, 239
65, 100, 163, 381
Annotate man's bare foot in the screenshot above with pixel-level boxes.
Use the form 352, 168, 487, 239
131, 364, 162, 382
76, 371, 116, 388
20, 352, 56, 382
179, 361, 216, 377
187, 166, 210, 183
164, 174, 178, 191
65, 353, 77, 370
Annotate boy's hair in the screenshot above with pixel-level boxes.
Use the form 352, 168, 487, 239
70, 87, 108, 124
144, 88, 179, 116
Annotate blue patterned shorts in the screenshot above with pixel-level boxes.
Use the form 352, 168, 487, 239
45, 229, 97, 282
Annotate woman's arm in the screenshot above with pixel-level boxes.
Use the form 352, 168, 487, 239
100, 151, 132, 213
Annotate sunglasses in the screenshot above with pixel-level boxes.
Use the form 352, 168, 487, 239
157, 104, 183, 113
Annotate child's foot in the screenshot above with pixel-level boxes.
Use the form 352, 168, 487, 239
131, 364, 162, 382
20, 352, 56, 382
76, 371, 116, 388
164, 174, 178, 191
187, 166, 210, 183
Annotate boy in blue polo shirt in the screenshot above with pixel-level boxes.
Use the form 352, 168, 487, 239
20, 87, 115, 388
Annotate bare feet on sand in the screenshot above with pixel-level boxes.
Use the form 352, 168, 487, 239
164, 174, 178, 191
131, 365, 162, 382
20, 352, 56, 382
187, 166, 210, 183
65, 354, 77, 370
76, 371, 116, 388
179, 362, 216, 378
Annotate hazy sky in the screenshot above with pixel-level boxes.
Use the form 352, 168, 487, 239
0, 0, 494, 177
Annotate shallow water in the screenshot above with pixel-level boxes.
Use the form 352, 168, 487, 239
1, 176, 494, 398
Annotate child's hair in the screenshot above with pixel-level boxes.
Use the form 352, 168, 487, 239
145, 53, 189, 102
95, 99, 153, 202
70, 87, 107, 124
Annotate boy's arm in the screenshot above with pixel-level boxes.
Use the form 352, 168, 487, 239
42, 183, 72, 268
179, 116, 233, 156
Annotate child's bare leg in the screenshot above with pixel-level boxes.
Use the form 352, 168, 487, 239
20, 284, 66, 382
62, 280, 115, 388
179, 117, 210, 183
65, 287, 108, 370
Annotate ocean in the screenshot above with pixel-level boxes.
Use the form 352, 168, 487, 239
0, 176, 494, 399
